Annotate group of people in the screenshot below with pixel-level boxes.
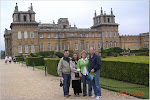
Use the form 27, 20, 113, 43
5, 55, 16, 64
57, 47, 102, 99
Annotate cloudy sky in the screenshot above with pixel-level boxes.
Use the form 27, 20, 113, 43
0, 0, 149, 51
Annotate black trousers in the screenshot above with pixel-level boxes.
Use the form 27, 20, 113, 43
72, 80, 82, 95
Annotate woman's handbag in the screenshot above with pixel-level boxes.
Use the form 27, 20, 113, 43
75, 72, 79, 78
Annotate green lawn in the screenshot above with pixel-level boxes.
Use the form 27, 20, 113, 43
35, 66, 45, 70
101, 56, 149, 64
100, 77, 149, 99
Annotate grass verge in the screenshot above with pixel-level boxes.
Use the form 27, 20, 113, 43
100, 77, 149, 99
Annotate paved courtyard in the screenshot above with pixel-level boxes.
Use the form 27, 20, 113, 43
0, 59, 138, 99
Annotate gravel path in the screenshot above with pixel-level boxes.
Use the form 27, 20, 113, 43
0, 59, 138, 99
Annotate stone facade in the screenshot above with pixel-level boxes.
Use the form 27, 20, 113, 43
4, 3, 149, 56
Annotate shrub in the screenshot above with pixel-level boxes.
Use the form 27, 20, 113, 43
55, 52, 64, 58
25, 57, 44, 66
44, 58, 60, 76
100, 61, 149, 86
39, 51, 54, 57
16, 57, 24, 62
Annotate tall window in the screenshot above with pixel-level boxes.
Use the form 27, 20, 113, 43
48, 43, 51, 51
75, 42, 78, 50
97, 33, 100, 37
80, 34, 82, 37
86, 33, 89, 37
30, 31, 34, 38
109, 30, 112, 37
98, 41, 101, 49
55, 43, 58, 51
67, 42, 70, 50
86, 42, 89, 50
80, 42, 83, 50
18, 31, 22, 39
47, 34, 50, 38
40, 43, 44, 51
114, 30, 116, 37
54, 34, 58, 38
24, 31, 28, 39
40, 33, 43, 38
110, 41, 113, 48
62, 43, 65, 51
105, 30, 107, 37
114, 41, 117, 47
61, 34, 64, 38
106, 41, 108, 49
92, 33, 95, 37
18, 45, 22, 53
31, 44, 35, 53
25, 44, 29, 53
92, 42, 95, 49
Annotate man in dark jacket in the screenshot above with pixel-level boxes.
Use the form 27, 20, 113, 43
89, 47, 102, 99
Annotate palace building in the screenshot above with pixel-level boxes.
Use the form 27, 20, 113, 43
4, 3, 149, 56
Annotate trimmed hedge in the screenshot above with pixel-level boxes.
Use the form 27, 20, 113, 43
44, 58, 60, 76
25, 57, 44, 66
44, 58, 149, 86
16, 57, 24, 62
101, 61, 149, 86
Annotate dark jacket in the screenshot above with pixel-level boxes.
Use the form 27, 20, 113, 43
88, 53, 101, 72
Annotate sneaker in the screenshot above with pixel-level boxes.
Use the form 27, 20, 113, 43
96, 96, 102, 99
91, 94, 96, 98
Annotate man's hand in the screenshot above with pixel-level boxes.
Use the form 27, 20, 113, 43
91, 69, 95, 73
59, 75, 62, 77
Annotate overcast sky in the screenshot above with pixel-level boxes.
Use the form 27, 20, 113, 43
0, 0, 149, 51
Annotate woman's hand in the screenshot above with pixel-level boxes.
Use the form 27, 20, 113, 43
79, 72, 82, 78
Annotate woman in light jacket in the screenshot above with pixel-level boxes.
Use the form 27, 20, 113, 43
70, 52, 82, 97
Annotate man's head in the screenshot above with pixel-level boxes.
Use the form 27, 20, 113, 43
90, 47, 95, 55
64, 50, 69, 58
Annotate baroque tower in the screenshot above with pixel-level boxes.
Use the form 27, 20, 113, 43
10, 3, 39, 56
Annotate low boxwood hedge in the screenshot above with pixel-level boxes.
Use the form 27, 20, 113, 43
44, 58, 60, 76
101, 61, 149, 86
25, 57, 44, 66
16, 57, 24, 62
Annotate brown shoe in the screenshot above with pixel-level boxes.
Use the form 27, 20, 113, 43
64, 95, 69, 98
68, 94, 71, 96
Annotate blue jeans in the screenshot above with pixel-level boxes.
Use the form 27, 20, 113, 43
62, 74, 71, 96
91, 69, 102, 96
81, 75, 92, 96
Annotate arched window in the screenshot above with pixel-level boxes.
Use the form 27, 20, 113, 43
114, 41, 117, 47
110, 41, 113, 48
86, 42, 89, 50
62, 43, 65, 51
55, 43, 58, 51
48, 43, 51, 51
67, 42, 70, 50
106, 41, 108, 49
109, 30, 112, 37
75, 42, 78, 50
31, 44, 35, 53
105, 30, 107, 37
80, 42, 83, 50
18, 45, 22, 53
30, 31, 34, 38
18, 31, 21, 39
25, 44, 29, 53
114, 30, 116, 37
98, 41, 101, 49
92, 42, 95, 49
40, 43, 44, 51
24, 31, 28, 39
